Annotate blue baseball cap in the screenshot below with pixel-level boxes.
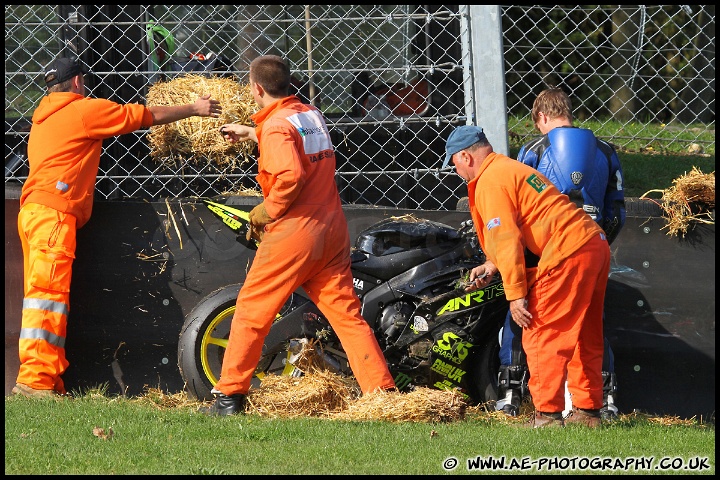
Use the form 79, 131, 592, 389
443, 125, 488, 168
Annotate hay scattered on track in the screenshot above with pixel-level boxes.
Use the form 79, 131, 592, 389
247, 371, 360, 418
131, 387, 204, 409
331, 387, 468, 423
146, 74, 258, 168
126, 343, 711, 426
246, 339, 467, 422
246, 339, 360, 418
389, 213, 423, 222
641, 167, 715, 237
631, 411, 701, 427
130, 385, 710, 426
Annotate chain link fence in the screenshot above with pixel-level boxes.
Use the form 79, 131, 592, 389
5, 5, 715, 210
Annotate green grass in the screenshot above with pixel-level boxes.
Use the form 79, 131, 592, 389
507, 116, 715, 157
618, 154, 715, 198
506, 149, 715, 199
506, 115, 716, 199
5, 394, 715, 475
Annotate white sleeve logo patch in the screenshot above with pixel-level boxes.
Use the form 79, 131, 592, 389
486, 217, 501, 230
286, 109, 333, 155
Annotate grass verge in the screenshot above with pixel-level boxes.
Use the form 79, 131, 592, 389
505, 148, 715, 199
4, 392, 715, 475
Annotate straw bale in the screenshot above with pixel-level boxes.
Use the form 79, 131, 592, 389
332, 387, 468, 423
146, 74, 259, 168
641, 167, 715, 237
673, 167, 715, 207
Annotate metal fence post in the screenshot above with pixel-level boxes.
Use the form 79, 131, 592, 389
469, 5, 509, 156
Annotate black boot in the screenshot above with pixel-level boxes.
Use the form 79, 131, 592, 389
500, 388, 522, 417
599, 371, 619, 420
496, 364, 527, 417
200, 391, 247, 416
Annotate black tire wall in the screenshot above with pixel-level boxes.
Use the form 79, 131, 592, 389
4, 192, 715, 420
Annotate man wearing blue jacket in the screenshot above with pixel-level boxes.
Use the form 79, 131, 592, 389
497, 88, 625, 421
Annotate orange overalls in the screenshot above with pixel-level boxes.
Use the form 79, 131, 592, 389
214, 96, 395, 395
469, 152, 610, 412
17, 93, 151, 393
17, 204, 76, 393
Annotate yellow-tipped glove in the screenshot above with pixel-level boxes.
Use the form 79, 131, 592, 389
246, 202, 273, 243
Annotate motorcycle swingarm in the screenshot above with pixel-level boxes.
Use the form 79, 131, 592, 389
261, 299, 326, 357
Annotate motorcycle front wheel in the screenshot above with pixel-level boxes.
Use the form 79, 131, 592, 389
177, 283, 300, 401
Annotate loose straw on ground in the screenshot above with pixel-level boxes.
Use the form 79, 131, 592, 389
242, 339, 468, 422
641, 167, 715, 237
165, 198, 182, 249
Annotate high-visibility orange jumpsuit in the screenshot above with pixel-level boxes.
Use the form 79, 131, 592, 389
468, 152, 610, 413
214, 96, 395, 395
17, 92, 152, 393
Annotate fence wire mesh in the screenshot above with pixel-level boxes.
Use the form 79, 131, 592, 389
5, 5, 715, 210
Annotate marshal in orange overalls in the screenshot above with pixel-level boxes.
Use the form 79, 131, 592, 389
213, 96, 395, 395
17, 92, 152, 394
468, 152, 610, 412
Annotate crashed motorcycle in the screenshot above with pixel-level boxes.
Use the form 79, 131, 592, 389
177, 198, 508, 405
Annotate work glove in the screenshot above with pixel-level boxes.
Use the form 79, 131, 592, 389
246, 202, 273, 243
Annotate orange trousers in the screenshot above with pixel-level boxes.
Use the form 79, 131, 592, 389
523, 233, 610, 412
16, 203, 77, 394
214, 205, 395, 396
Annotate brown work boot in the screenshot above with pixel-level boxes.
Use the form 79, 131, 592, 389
11, 383, 58, 398
521, 411, 565, 428
564, 407, 602, 427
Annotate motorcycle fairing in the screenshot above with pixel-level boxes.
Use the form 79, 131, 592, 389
351, 218, 465, 280
428, 324, 476, 394
261, 296, 319, 356
392, 279, 505, 347
354, 218, 462, 256
202, 199, 258, 250
203, 199, 249, 233
388, 254, 481, 297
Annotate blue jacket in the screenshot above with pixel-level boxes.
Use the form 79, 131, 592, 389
517, 126, 626, 245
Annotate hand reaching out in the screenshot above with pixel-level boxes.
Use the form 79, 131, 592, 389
194, 94, 222, 117
463, 260, 497, 292
220, 123, 258, 143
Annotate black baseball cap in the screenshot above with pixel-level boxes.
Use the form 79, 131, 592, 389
44, 58, 88, 87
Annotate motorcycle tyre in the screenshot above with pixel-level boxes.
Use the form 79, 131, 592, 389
177, 283, 298, 401
178, 284, 241, 401
466, 323, 503, 408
